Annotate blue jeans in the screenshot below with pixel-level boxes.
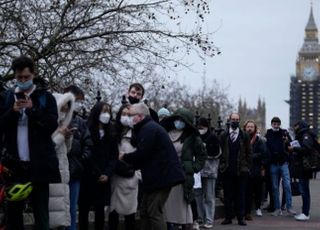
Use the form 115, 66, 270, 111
299, 179, 310, 216
270, 163, 292, 210
66, 179, 81, 230
195, 178, 216, 225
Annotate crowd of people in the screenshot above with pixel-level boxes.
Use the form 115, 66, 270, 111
0, 55, 319, 230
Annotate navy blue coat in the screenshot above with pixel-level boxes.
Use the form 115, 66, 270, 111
0, 88, 61, 183
123, 116, 185, 193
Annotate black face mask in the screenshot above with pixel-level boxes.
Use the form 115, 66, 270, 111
128, 96, 140, 104
231, 121, 239, 130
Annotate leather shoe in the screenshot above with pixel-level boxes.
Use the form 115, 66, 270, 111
238, 220, 247, 226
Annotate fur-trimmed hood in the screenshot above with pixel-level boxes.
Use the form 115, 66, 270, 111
53, 92, 75, 128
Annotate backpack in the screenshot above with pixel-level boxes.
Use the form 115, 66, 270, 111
302, 134, 320, 172
4, 89, 47, 110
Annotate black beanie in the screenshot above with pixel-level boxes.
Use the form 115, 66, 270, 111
271, 117, 281, 124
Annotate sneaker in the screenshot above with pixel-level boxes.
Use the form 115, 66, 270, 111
272, 209, 282, 216
203, 223, 213, 229
193, 221, 200, 230
256, 209, 263, 217
294, 213, 310, 221
287, 208, 297, 216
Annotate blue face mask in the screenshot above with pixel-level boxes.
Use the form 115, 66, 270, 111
174, 120, 186, 130
17, 79, 33, 91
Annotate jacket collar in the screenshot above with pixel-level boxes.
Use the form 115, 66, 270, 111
133, 116, 152, 131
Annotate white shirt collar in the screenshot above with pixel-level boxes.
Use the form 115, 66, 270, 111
229, 128, 239, 134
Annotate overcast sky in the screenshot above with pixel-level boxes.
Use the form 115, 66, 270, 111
178, 0, 316, 129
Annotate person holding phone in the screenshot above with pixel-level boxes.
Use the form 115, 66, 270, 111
0, 56, 61, 230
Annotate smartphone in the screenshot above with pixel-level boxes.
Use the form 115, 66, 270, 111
15, 92, 26, 100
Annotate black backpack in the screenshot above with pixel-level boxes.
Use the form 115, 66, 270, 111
302, 134, 320, 172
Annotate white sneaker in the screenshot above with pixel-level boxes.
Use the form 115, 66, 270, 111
294, 213, 310, 221
272, 209, 282, 216
287, 208, 297, 216
193, 221, 200, 230
203, 223, 213, 229
256, 209, 263, 217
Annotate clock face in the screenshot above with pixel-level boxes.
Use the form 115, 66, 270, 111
303, 66, 316, 80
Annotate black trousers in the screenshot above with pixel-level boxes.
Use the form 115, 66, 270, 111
246, 175, 263, 213
108, 210, 135, 230
223, 173, 248, 221
78, 202, 105, 230
7, 183, 49, 230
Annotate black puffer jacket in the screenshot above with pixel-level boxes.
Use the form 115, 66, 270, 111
68, 114, 93, 180
265, 128, 291, 165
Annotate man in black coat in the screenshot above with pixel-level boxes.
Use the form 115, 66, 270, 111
265, 117, 296, 216
119, 103, 185, 230
0, 56, 60, 230
219, 113, 251, 226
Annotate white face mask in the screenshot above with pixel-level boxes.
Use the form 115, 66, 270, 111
272, 127, 280, 132
120, 115, 130, 127
74, 101, 83, 113
99, 112, 110, 124
198, 128, 208, 135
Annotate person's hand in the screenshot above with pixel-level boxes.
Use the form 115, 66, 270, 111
288, 146, 294, 152
13, 100, 25, 112
119, 152, 125, 160
23, 97, 33, 109
58, 128, 73, 139
261, 169, 265, 177
98, 175, 108, 183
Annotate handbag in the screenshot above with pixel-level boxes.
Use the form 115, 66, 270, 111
291, 179, 301, 196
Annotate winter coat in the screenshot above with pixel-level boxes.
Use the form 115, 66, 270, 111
123, 116, 186, 194
0, 85, 61, 183
68, 115, 93, 180
291, 123, 316, 179
162, 108, 207, 203
250, 136, 267, 177
265, 128, 291, 165
79, 124, 118, 206
110, 129, 141, 215
219, 129, 251, 175
49, 93, 75, 228
200, 131, 221, 179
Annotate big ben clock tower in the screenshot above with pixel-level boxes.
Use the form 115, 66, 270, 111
289, 6, 320, 135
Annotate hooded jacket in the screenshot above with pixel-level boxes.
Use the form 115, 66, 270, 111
49, 92, 75, 228
291, 121, 317, 179
162, 108, 207, 203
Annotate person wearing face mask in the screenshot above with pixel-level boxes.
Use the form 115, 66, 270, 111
126, 83, 159, 122
108, 104, 141, 230
0, 56, 61, 230
63, 85, 93, 230
243, 120, 267, 220
119, 103, 185, 230
161, 109, 207, 230
193, 117, 220, 228
288, 121, 317, 221
219, 113, 251, 226
49, 92, 76, 229
265, 117, 296, 217
78, 102, 118, 230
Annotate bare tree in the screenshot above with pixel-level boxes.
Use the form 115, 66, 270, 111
0, 0, 219, 92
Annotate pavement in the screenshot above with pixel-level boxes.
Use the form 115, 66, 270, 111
212, 178, 320, 230
23, 178, 320, 229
